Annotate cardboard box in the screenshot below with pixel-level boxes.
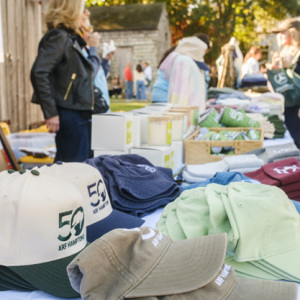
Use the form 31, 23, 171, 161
132, 110, 163, 145
132, 115, 143, 148
184, 127, 264, 164
143, 103, 172, 112
130, 145, 175, 170
92, 112, 133, 151
94, 149, 129, 157
172, 140, 184, 171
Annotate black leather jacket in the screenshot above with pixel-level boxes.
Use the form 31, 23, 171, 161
31, 27, 98, 119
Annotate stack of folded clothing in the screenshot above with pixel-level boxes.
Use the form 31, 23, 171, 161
267, 114, 286, 138
182, 171, 254, 191
156, 182, 300, 282
240, 74, 268, 88
244, 157, 300, 200
223, 155, 264, 173
246, 142, 300, 164
182, 154, 264, 183
245, 113, 275, 139
84, 154, 182, 217
207, 87, 239, 100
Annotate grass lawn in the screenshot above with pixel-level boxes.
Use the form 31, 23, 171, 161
110, 98, 150, 112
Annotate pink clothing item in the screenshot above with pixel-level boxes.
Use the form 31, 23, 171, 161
160, 52, 206, 114
159, 37, 208, 114
159, 51, 179, 79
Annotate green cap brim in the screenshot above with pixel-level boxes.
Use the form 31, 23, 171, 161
9, 246, 87, 298
0, 265, 36, 291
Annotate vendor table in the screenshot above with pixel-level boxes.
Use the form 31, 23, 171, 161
0, 130, 299, 300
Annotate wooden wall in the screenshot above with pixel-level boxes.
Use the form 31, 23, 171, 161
0, 0, 46, 132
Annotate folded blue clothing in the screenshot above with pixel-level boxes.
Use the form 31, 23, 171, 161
242, 73, 267, 83
102, 156, 180, 201
84, 154, 182, 217
182, 171, 253, 191
241, 74, 267, 87
216, 91, 250, 100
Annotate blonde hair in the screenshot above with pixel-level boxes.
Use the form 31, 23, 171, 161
243, 46, 261, 63
45, 0, 85, 33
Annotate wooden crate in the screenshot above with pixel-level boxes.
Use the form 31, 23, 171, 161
184, 127, 264, 164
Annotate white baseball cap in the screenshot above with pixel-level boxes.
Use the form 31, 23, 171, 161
33, 162, 144, 242
0, 169, 87, 297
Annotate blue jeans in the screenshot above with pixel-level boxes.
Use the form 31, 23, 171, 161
55, 107, 91, 162
125, 81, 133, 99
136, 80, 147, 100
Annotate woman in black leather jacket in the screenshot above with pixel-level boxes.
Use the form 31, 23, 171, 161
31, 0, 100, 162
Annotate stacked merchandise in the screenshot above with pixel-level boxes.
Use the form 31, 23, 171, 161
156, 182, 300, 282
66, 227, 298, 300
182, 154, 263, 182
0, 163, 145, 298
244, 91, 284, 117
245, 113, 286, 139
194, 128, 262, 156
84, 154, 182, 216
246, 142, 300, 164
245, 113, 275, 138
33, 162, 144, 241
207, 87, 240, 100
267, 114, 286, 138
245, 157, 300, 201
240, 73, 268, 89
199, 107, 260, 128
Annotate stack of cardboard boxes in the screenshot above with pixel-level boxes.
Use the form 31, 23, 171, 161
91, 104, 198, 172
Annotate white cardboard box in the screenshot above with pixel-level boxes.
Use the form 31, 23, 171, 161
132, 110, 162, 145
92, 112, 133, 151
132, 115, 142, 148
172, 140, 184, 171
94, 149, 129, 157
130, 145, 175, 170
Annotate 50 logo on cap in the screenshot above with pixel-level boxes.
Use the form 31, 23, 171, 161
87, 178, 109, 215
58, 207, 85, 251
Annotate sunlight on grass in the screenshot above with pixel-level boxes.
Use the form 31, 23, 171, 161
110, 99, 150, 112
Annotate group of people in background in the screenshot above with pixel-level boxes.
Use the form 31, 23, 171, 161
30, 0, 300, 164
108, 60, 153, 101
238, 18, 300, 149
123, 61, 152, 101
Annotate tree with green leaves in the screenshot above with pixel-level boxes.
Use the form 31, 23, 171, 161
86, 0, 300, 63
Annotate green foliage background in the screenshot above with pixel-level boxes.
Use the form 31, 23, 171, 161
86, 0, 300, 64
